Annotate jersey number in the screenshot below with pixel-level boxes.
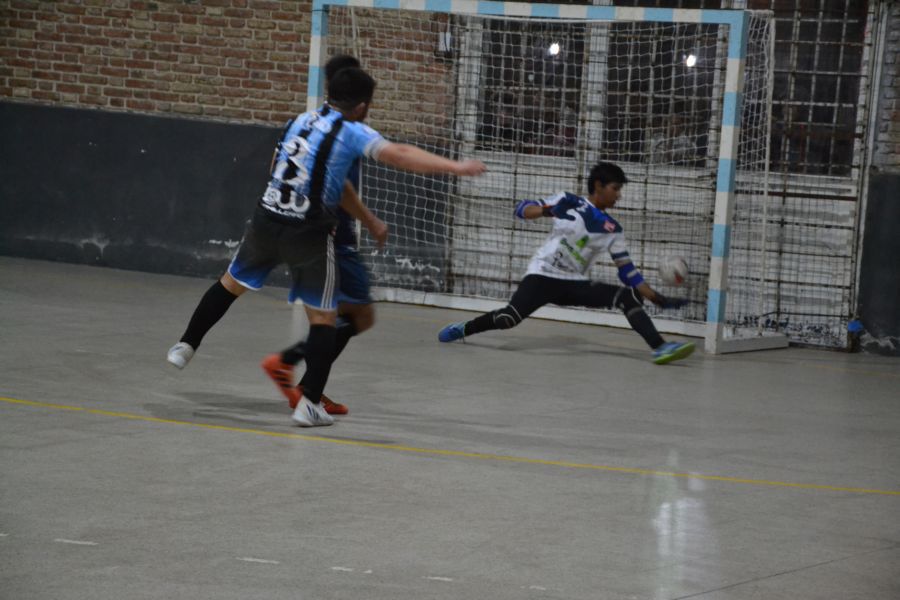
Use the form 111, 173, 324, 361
264, 135, 312, 216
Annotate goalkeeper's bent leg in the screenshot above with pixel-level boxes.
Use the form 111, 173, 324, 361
464, 275, 547, 336
464, 305, 523, 336
614, 287, 665, 349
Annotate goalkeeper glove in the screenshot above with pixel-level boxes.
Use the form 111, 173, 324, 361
654, 293, 690, 309
547, 193, 581, 220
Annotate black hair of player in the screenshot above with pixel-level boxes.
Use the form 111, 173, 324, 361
327, 67, 376, 111
324, 54, 361, 83
588, 162, 629, 195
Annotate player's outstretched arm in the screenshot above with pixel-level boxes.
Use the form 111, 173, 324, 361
635, 282, 689, 309
514, 193, 580, 220
375, 142, 486, 176
513, 200, 546, 219
339, 181, 388, 248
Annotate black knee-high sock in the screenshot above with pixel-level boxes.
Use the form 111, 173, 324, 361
281, 340, 306, 365
297, 324, 336, 405
464, 312, 498, 336
625, 307, 665, 349
298, 318, 358, 387
180, 281, 238, 349
332, 318, 358, 360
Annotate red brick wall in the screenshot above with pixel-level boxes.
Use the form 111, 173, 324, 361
0, 0, 311, 124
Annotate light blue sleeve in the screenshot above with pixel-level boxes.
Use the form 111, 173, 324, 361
343, 122, 387, 159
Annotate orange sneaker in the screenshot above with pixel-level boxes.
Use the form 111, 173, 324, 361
261, 354, 300, 407
295, 385, 349, 415
321, 393, 349, 416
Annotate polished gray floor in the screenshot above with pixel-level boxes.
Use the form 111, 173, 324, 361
1, 257, 898, 600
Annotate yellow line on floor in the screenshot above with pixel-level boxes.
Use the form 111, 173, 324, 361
3, 395, 899, 496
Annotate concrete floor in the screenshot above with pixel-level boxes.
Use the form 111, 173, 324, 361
1, 256, 898, 600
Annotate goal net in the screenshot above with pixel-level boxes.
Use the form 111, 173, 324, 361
311, 2, 783, 353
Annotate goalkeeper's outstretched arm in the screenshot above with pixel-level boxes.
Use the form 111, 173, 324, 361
514, 193, 581, 220
613, 251, 688, 309
513, 200, 547, 220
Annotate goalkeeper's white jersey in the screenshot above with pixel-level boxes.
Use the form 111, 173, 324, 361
525, 192, 630, 281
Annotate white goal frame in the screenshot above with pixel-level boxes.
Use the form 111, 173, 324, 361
308, 0, 788, 355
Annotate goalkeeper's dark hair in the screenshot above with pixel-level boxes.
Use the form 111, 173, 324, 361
327, 67, 376, 111
324, 54, 361, 83
588, 162, 628, 195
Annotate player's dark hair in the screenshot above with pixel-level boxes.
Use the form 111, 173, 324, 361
327, 67, 376, 111
588, 162, 628, 195
324, 54, 361, 83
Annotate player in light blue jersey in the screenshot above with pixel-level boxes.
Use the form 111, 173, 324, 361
270, 55, 380, 417
437, 162, 695, 365
168, 67, 487, 426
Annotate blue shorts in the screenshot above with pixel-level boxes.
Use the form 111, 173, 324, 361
228, 208, 339, 310
334, 246, 372, 305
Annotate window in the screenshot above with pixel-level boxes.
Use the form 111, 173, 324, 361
476, 19, 585, 157
751, 0, 868, 176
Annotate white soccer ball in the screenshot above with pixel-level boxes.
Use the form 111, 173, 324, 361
659, 256, 689, 286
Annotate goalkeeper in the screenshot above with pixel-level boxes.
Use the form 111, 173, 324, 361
437, 162, 694, 365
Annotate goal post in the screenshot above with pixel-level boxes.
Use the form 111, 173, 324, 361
307, 0, 787, 354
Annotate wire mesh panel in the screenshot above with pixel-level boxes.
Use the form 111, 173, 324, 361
316, 2, 781, 352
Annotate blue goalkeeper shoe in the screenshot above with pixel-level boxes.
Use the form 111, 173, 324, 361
652, 341, 695, 365
438, 322, 466, 343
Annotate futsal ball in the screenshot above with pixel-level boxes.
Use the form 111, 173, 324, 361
659, 256, 689, 286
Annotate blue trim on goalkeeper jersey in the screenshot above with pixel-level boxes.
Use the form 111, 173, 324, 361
514, 199, 541, 219
580, 203, 623, 235
617, 262, 645, 287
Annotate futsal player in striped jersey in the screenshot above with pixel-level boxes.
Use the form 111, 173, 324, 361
437, 162, 695, 365
267, 55, 378, 418
168, 67, 486, 426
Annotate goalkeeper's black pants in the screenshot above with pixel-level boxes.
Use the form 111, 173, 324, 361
464, 274, 664, 349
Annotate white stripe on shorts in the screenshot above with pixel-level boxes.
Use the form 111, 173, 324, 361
323, 234, 336, 309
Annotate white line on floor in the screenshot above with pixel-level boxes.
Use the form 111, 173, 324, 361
236, 557, 280, 565
54, 539, 98, 546
424, 576, 454, 582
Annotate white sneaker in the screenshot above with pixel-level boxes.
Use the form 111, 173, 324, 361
167, 342, 195, 369
291, 396, 335, 427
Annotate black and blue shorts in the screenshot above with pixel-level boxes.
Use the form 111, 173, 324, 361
334, 246, 372, 305
228, 207, 339, 310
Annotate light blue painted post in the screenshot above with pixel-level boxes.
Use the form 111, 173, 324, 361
308, 1, 331, 111
704, 10, 749, 353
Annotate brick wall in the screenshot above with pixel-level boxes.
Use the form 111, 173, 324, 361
4, 0, 897, 164
0, 0, 311, 124
873, 1, 899, 171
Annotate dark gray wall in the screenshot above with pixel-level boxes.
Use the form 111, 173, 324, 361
0, 101, 278, 278
0, 101, 453, 294
857, 171, 900, 356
